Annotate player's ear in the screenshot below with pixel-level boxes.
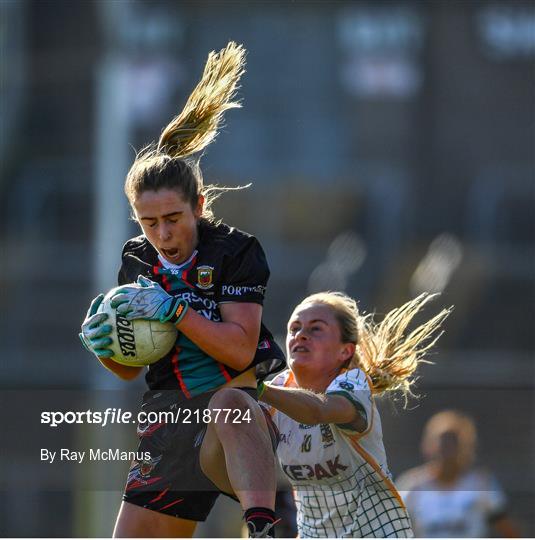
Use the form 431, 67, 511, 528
341, 343, 356, 364
194, 195, 205, 219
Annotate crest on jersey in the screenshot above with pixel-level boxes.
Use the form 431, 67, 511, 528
196, 265, 214, 290
320, 424, 334, 447
338, 381, 354, 391
126, 455, 162, 488
139, 457, 158, 477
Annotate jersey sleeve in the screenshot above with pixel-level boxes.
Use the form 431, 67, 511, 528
326, 368, 372, 433
269, 370, 290, 388
118, 263, 128, 286
117, 236, 157, 286
261, 370, 290, 423
117, 245, 130, 286
216, 237, 270, 305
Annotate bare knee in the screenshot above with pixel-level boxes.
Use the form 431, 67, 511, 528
209, 388, 255, 417
208, 388, 264, 435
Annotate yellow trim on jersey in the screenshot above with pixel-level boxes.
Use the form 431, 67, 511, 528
338, 372, 406, 509
345, 436, 407, 510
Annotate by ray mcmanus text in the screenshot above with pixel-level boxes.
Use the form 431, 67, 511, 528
41, 448, 151, 464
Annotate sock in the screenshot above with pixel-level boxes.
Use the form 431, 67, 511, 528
244, 507, 277, 538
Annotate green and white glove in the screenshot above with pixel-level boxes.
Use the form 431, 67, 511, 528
111, 275, 189, 324
79, 294, 114, 358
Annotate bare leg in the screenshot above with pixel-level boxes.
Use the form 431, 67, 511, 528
113, 501, 197, 538
200, 388, 277, 510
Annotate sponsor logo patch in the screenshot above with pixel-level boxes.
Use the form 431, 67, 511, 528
221, 284, 266, 297
282, 455, 348, 481
175, 303, 185, 319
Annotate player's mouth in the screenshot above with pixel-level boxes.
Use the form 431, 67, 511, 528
291, 345, 309, 354
161, 247, 181, 262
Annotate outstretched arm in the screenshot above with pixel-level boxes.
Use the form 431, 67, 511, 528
261, 384, 366, 431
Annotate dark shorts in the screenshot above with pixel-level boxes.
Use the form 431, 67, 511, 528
122, 386, 278, 522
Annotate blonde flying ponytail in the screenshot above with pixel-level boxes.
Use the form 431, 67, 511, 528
355, 293, 452, 401
158, 41, 246, 158
125, 42, 248, 218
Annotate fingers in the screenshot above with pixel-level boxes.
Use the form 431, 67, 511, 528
110, 293, 134, 310
94, 348, 114, 358
112, 286, 138, 296
115, 305, 132, 316
80, 321, 114, 358
87, 293, 104, 318
84, 312, 108, 330
137, 275, 166, 294
137, 275, 155, 287
79, 332, 91, 352
91, 336, 113, 348
83, 321, 111, 340
93, 324, 113, 338
117, 307, 144, 320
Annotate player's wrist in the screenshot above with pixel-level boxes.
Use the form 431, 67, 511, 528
166, 299, 189, 325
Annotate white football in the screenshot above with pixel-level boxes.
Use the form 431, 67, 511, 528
97, 284, 178, 367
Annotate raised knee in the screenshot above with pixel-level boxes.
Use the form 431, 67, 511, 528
209, 387, 252, 412
208, 388, 260, 433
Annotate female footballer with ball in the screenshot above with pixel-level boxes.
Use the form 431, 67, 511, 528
80, 42, 284, 538
260, 292, 451, 538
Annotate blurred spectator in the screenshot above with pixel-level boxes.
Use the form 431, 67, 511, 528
397, 410, 520, 537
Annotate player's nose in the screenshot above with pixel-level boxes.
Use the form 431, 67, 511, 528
158, 223, 172, 241
295, 328, 309, 340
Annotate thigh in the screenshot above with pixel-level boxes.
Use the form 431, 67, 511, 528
113, 501, 197, 538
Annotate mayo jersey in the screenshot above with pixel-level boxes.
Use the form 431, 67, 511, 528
397, 467, 507, 537
270, 369, 413, 538
118, 219, 285, 398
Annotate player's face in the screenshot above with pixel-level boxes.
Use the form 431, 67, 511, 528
133, 188, 203, 265
287, 303, 354, 382
426, 427, 474, 468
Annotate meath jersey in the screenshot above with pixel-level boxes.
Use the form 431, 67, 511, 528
269, 368, 413, 538
118, 219, 285, 397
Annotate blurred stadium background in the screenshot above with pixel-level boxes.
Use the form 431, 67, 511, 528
0, 0, 533, 537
